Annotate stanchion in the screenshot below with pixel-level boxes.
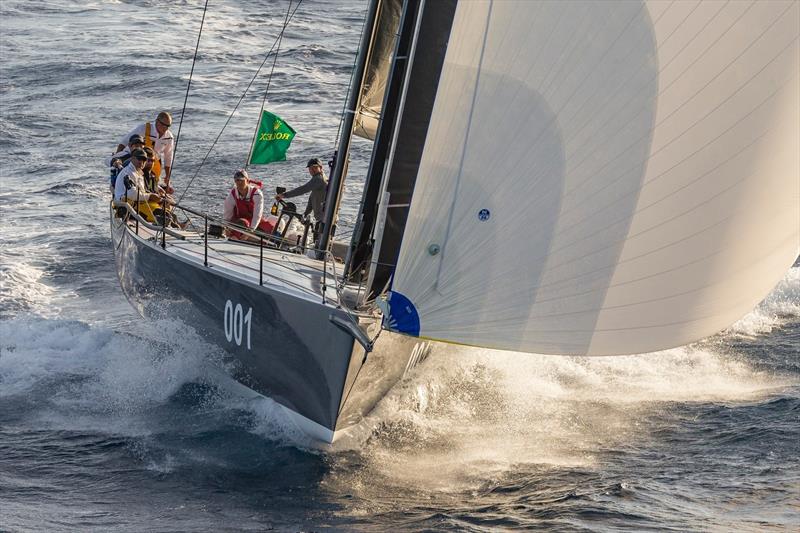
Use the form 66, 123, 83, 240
259, 236, 264, 286
161, 195, 166, 249
135, 189, 140, 235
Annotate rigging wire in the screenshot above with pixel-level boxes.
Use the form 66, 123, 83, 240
153, 0, 209, 243
175, 0, 304, 206
245, 0, 293, 169
171, 0, 209, 179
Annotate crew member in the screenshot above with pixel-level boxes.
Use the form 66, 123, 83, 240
114, 148, 170, 223
109, 134, 144, 167
141, 147, 160, 193
108, 134, 145, 192
222, 169, 277, 241
276, 157, 329, 252
117, 111, 175, 193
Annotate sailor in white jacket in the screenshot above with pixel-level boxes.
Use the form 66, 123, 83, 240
114, 149, 161, 204
116, 111, 175, 189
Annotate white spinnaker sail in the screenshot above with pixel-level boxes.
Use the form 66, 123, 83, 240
388, 0, 800, 355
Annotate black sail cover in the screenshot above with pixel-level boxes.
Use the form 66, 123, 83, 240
353, 0, 403, 140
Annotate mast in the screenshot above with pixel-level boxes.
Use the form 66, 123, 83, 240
318, 0, 382, 256
343, 0, 421, 281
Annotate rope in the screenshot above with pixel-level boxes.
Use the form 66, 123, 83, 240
245, 0, 293, 169
172, 0, 209, 179
175, 0, 304, 206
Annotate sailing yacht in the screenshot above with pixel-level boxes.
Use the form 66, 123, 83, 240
111, 0, 800, 443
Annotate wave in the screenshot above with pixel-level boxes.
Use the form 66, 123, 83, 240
0, 260, 58, 319
0, 259, 793, 507
0, 217, 88, 319
3, 310, 789, 483
0, 1, 103, 16
0, 224, 76, 318
36, 181, 99, 196
1, 265, 796, 445
0, 315, 299, 451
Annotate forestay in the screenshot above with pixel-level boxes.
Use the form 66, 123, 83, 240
386, 0, 800, 355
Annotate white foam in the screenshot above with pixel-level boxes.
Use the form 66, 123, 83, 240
0, 215, 79, 317
203, 365, 313, 447
0, 313, 311, 454
727, 266, 800, 336
328, 334, 794, 497
1, 316, 225, 431
1, 264, 795, 474
0, 317, 106, 396
0, 257, 62, 317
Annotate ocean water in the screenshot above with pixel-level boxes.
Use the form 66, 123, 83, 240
1, 1, 799, 531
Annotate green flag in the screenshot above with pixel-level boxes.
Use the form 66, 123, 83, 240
249, 110, 296, 165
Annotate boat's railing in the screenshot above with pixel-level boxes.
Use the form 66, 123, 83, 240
173, 203, 296, 252
115, 197, 376, 315
173, 202, 364, 303
111, 200, 186, 240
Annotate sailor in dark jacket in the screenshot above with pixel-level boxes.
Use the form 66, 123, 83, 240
276, 158, 328, 222
276, 158, 329, 255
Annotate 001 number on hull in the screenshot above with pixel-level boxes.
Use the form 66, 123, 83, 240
224, 299, 253, 350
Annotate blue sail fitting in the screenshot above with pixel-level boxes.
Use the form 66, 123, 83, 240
383, 291, 420, 336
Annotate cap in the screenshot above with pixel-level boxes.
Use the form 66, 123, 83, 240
129, 134, 144, 145
131, 148, 147, 159
306, 157, 322, 168
233, 168, 249, 180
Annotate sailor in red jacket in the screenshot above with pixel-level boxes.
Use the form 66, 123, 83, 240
222, 169, 276, 240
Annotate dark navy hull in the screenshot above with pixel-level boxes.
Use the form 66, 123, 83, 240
111, 213, 427, 442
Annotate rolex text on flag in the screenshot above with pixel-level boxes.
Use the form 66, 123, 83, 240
249, 110, 296, 165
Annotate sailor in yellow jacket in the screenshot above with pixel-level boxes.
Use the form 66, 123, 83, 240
116, 111, 175, 192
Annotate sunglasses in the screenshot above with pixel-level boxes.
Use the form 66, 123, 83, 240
135, 156, 148, 161
158, 120, 171, 128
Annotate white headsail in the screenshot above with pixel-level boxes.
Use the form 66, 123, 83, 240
385, 0, 800, 355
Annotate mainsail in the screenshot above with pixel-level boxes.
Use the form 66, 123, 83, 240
378, 0, 799, 355
353, 0, 403, 140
